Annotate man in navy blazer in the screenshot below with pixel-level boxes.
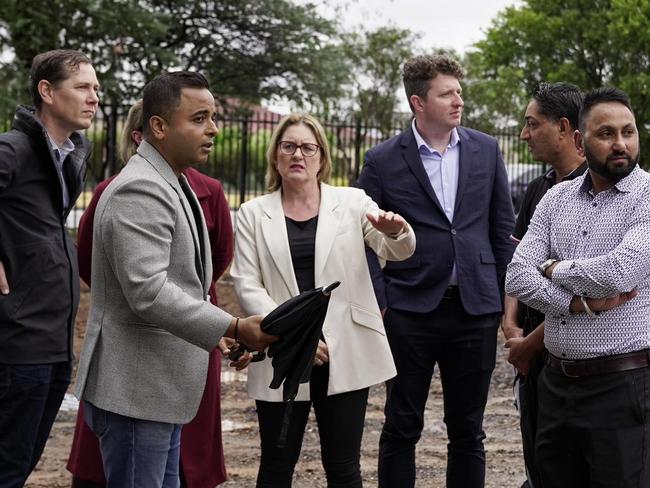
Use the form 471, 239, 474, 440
357, 54, 515, 488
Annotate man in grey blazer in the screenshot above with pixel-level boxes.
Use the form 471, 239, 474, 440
75, 71, 275, 488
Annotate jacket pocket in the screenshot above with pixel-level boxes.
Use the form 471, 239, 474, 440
0, 242, 50, 320
480, 251, 496, 264
350, 303, 385, 335
385, 256, 421, 270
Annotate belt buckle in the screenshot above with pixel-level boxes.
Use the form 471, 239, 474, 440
560, 360, 580, 378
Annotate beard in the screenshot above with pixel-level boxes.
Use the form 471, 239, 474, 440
585, 145, 640, 183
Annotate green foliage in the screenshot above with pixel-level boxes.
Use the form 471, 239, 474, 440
206, 124, 272, 194
341, 26, 419, 136
464, 0, 650, 158
0, 0, 347, 109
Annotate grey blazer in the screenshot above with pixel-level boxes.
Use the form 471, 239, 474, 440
75, 141, 232, 424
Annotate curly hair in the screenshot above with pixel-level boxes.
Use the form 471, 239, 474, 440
402, 54, 464, 112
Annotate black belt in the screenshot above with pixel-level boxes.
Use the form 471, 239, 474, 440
545, 349, 650, 378
442, 285, 459, 299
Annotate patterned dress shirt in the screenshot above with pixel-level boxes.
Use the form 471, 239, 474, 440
505, 166, 650, 360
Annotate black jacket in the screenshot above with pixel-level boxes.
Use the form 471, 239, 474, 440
0, 105, 90, 363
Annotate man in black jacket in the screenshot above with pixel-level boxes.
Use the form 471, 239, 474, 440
501, 82, 585, 488
0, 49, 98, 487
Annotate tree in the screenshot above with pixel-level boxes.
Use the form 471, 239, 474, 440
0, 0, 349, 177
463, 0, 650, 157
341, 26, 419, 135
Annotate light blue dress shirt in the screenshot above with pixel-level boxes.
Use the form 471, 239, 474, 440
47, 134, 75, 210
411, 120, 461, 285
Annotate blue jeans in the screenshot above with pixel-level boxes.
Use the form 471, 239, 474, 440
0, 361, 72, 488
83, 400, 181, 488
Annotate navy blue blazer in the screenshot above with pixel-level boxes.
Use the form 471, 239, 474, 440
357, 126, 515, 316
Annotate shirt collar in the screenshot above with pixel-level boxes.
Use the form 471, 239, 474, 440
544, 161, 588, 184
46, 133, 75, 162
411, 119, 459, 153
579, 164, 641, 194
613, 165, 642, 193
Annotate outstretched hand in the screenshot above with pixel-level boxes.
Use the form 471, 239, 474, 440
366, 210, 407, 236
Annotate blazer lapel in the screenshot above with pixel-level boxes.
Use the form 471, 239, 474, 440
183, 169, 213, 291
178, 174, 208, 287
260, 190, 300, 295
400, 129, 445, 214
314, 184, 340, 282
137, 142, 207, 287
453, 127, 479, 218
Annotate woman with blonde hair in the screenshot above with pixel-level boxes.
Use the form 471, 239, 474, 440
67, 100, 233, 487
231, 113, 416, 487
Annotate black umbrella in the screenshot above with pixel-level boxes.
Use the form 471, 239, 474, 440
262, 281, 341, 402
232, 281, 341, 447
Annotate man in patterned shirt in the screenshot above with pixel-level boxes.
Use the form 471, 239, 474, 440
506, 87, 649, 488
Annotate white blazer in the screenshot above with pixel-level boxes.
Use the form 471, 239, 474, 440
230, 183, 416, 401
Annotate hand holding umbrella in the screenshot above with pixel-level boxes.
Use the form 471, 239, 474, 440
313, 340, 329, 366
226, 314, 278, 352
219, 338, 254, 371
259, 281, 341, 447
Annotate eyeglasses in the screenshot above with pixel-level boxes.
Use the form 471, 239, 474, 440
279, 140, 321, 157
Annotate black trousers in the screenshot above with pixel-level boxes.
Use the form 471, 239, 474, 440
378, 298, 499, 488
517, 355, 543, 488
256, 362, 369, 488
536, 363, 650, 488
0, 361, 71, 488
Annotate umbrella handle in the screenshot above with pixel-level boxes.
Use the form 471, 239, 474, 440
322, 281, 341, 296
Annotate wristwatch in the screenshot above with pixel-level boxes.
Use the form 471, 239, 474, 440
537, 258, 557, 276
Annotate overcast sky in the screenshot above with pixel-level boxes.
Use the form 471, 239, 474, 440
321, 0, 520, 53
276, 0, 523, 112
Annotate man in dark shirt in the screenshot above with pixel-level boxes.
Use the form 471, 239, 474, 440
501, 82, 585, 488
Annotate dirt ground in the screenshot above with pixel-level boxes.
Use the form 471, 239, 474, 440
25, 280, 526, 488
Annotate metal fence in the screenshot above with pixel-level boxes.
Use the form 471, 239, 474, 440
1, 109, 547, 227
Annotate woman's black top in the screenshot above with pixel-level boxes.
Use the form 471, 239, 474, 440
285, 215, 318, 293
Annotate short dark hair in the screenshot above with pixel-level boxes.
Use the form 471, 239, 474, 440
142, 71, 210, 133
579, 87, 634, 132
30, 49, 92, 110
532, 82, 583, 130
402, 54, 464, 112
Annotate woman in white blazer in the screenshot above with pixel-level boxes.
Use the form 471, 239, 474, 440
230, 114, 415, 487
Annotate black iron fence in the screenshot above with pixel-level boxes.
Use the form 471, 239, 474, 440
1, 109, 547, 227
